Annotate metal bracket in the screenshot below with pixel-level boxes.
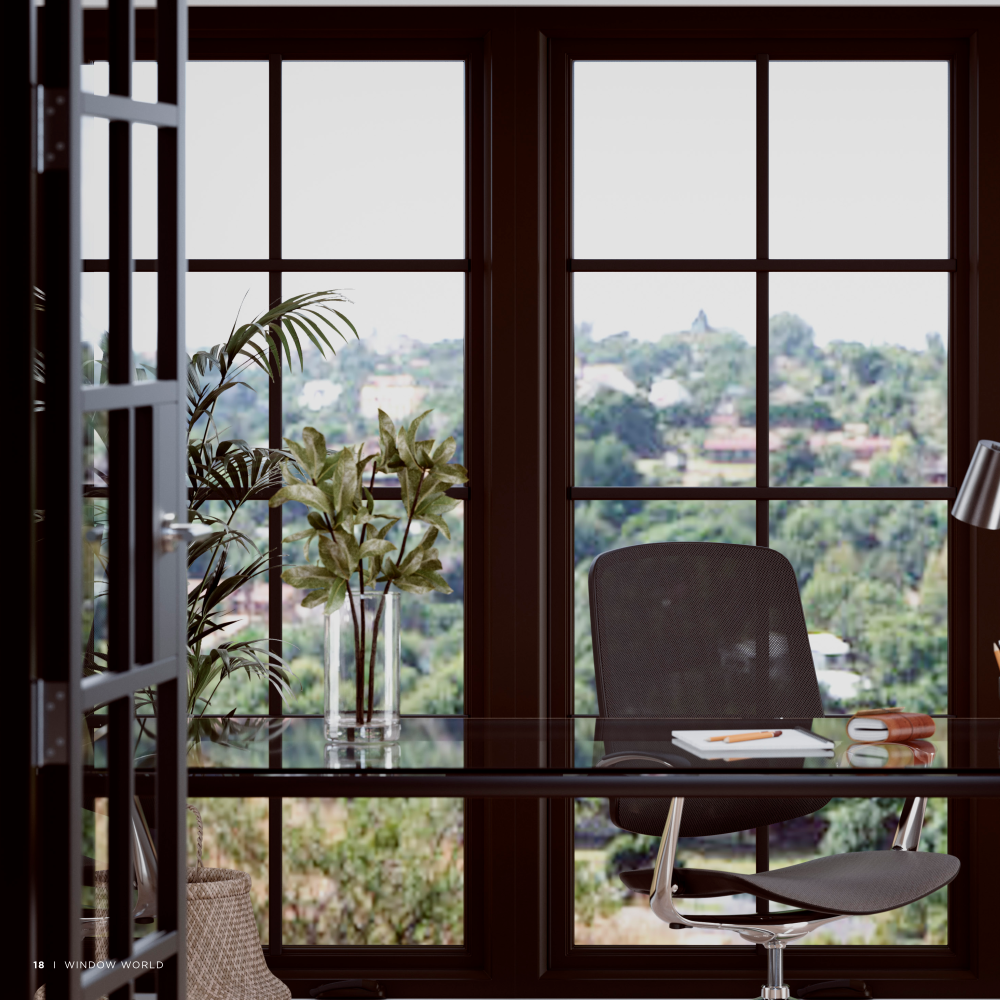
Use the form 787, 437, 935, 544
42, 87, 69, 171
34, 680, 68, 766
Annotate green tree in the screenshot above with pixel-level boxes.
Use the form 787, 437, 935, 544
577, 390, 663, 458
282, 797, 464, 945
770, 312, 819, 365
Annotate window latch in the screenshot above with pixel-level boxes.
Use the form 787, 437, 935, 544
161, 513, 213, 552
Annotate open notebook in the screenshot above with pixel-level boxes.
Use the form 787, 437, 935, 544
671, 728, 835, 759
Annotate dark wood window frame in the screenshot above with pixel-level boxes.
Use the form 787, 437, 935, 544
538, 10, 1000, 999
545, 30, 973, 988
79, 8, 492, 986
53, 7, 1000, 999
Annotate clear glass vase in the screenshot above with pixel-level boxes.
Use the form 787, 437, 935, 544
325, 589, 401, 744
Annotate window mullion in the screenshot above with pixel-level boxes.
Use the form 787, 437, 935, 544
756, 53, 769, 546
267, 51, 284, 960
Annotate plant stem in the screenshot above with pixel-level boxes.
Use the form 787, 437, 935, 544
318, 505, 364, 728
354, 463, 378, 724
357, 462, 378, 593
345, 580, 364, 725
366, 469, 425, 724
396, 472, 426, 568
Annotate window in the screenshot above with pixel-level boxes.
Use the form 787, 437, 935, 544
80, 29, 485, 966
550, 36, 970, 975
60, 8, 994, 997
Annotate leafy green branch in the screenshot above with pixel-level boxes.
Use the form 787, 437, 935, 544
269, 409, 468, 725
181, 289, 358, 717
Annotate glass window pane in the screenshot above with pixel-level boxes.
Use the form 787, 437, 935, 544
275, 272, 465, 716
81, 111, 109, 260
133, 271, 157, 378
83, 411, 110, 676
184, 274, 273, 715
281, 501, 464, 716
769, 499, 947, 715
187, 62, 268, 259
282, 62, 465, 259
282, 797, 464, 944
574, 500, 756, 714
187, 799, 269, 943
574, 273, 756, 487
776, 798, 948, 945
280, 272, 465, 463
186, 272, 271, 448
132, 61, 158, 257
82, 272, 109, 383
768, 273, 948, 487
575, 796, 759, 945
188, 499, 271, 716
573, 61, 756, 259
132, 122, 157, 259
770, 62, 948, 259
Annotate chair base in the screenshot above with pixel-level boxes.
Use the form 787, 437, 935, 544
759, 986, 792, 1000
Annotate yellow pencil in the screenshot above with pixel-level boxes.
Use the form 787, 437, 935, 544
708, 730, 783, 744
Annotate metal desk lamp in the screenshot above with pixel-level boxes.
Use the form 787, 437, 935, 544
951, 440, 1000, 704
952, 439, 1000, 529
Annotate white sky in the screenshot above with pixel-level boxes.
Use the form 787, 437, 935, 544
80, 56, 951, 358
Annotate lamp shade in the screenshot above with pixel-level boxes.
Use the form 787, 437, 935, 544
952, 439, 1000, 529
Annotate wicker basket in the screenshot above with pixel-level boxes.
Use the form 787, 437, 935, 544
186, 804, 290, 1000
37, 807, 288, 1000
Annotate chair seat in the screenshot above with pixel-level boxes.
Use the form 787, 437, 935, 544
620, 849, 960, 916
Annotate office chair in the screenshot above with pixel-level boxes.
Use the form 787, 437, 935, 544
588, 541, 959, 1000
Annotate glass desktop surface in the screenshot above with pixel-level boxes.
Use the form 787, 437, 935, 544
133, 716, 1000, 773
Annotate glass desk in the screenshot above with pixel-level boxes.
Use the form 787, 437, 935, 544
103, 717, 1000, 799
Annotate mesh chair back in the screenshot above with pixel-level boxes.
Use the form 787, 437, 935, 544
589, 541, 828, 838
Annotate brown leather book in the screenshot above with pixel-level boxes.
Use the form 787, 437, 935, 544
846, 710, 935, 743
843, 739, 936, 768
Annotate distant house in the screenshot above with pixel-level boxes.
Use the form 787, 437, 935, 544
708, 400, 739, 428
298, 378, 342, 412
360, 373, 427, 422
703, 430, 781, 463
922, 455, 948, 484
649, 376, 692, 409
575, 362, 638, 403
808, 632, 871, 703
769, 383, 806, 405
809, 632, 851, 670
226, 582, 269, 624
663, 446, 687, 471
808, 430, 893, 460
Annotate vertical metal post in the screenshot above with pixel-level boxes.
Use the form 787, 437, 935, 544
134, 406, 154, 665
268, 53, 284, 718
267, 52, 284, 961
108, 405, 135, 1000
16, 1, 40, 997
156, 6, 188, 1000
108, 694, 136, 1000
108, 0, 133, 385
40, 2, 84, 998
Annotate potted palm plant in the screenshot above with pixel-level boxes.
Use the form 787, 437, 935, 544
80, 289, 360, 752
